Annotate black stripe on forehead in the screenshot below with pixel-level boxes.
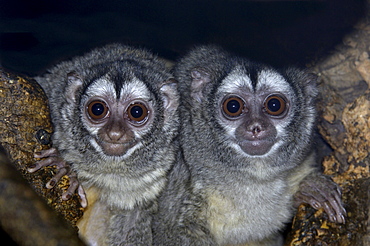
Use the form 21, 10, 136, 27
232, 59, 252, 89
82, 59, 161, 102
79, 61, 133, 99
247, 68, 259, 89
241, 60, 267, 90
240, 60, 265, 91
113, 59, 161, 99
110, 66, 134, 99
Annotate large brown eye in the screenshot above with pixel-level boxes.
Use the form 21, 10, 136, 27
264, 95, 287, 116
222, 97, 245, 117
127, 103, 149, 123
87, 100, 109, 120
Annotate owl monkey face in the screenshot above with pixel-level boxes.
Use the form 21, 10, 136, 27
64, 66, 178, 158
189, 65, 315, 157
215, 68, 293, 156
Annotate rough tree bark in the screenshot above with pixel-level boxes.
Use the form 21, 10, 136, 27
285, 2, 370, 246
0, 69, 84, 245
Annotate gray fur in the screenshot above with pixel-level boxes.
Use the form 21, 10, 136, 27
35, 43, 179, 245
153, 45, 344, 246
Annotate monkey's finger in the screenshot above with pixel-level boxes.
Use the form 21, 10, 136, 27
334, 189, 347, 216
322, 201, 340, 223
320, 185, 346, 223
34, 148, 58, 158
336, 185, 342, 196
78, 185, 88, 208
28, 156, 60, 173
62, 169, 87, 207
335, 211, 346, 224
46, 167, 68, 189
293, 192, 321, 209
62, 178, 79, 201
334, 189, 346, 214
325, 195, 346, 224
298, 189, 326, 210
308, 198, 324, 210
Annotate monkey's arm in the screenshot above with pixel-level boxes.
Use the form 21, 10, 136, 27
293, 173, 346, 224
289, 153, 346, 224
29, 148, 87, 208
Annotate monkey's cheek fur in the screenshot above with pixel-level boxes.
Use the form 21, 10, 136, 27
99, 140, 137, 156
238, 140, 275, 156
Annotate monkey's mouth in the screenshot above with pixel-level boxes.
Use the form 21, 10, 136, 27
238, 139, 275, 156
99, 140, 138, 156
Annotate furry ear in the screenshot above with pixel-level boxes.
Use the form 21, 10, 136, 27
190, 68, 212, 103
65, 71, 83, 104
303, 72, 319, 99
160, 78, 179, 115
286, 68, 318, 105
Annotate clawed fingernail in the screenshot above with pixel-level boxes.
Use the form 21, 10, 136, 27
47, 180, 56, 188
313, 202, 320, 209
27, 164, 37, 173
62, 192, 73, 201
330, 216, 336, 223
80, 200, 88, 208
28, 164, 36, 169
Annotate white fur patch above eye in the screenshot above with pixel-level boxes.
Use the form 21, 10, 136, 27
86, 77, 117, 99
256, 70, 292, 96
120, 77, 152, 101
218, 67, 254, 94
218, 67, 293, 99
85, 75, 152, 101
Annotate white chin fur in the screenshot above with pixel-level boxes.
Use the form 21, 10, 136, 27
90, 138, 143, 160
230, 139, 282, 158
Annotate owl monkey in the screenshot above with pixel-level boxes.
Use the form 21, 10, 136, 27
29, 44, 179, 245
153, 45, 346, 246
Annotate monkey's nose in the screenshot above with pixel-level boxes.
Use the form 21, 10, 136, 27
247, 122, 264, 136
252, 125, 262, 135
108, 130, 124, 141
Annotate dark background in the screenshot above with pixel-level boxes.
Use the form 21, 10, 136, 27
0, 0, 367, 76
0, 0, 367, 244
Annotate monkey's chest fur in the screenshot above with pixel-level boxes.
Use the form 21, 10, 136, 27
75, 158, 168, 245
202, 178, 292, 245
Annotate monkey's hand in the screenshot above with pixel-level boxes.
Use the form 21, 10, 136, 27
293, 174, 346, 224
29, 148, 87, 208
